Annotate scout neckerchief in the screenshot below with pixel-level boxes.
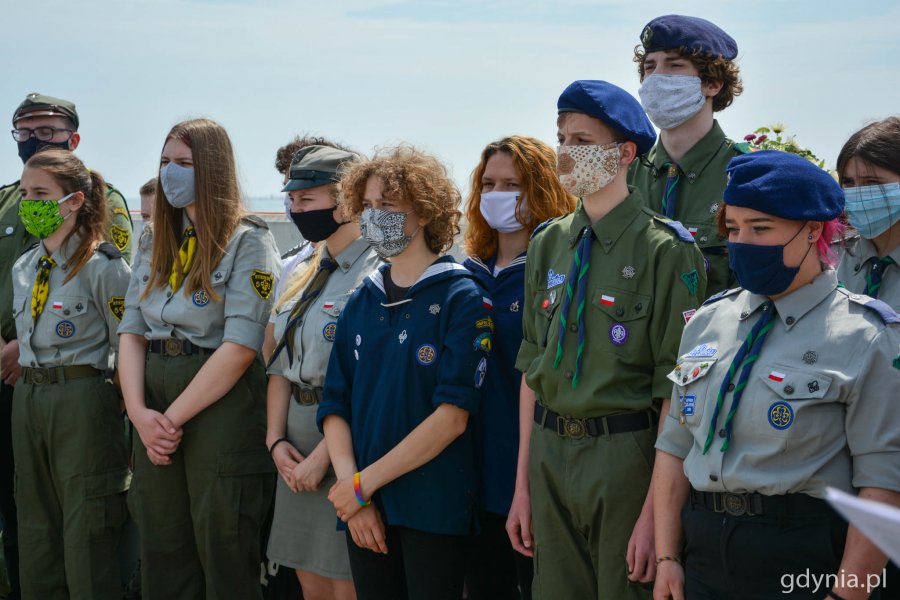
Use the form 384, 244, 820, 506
31, 255, 57, 320
554, 225, 592, 388
703, 300, 776, 453
268, 256, 339, 368
865, 255, 895, 298
169, 225, 197, 292
660, 162, 681, 219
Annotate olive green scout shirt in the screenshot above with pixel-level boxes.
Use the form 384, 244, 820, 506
118, 215, 280, 352
515, 188, 708, 418
12, 233, 131, 370
656, 269, 900, 498
0, 180, 133, 344
837, 235, 900, 311
268, 237, 381, 386
628, 121, 750, 296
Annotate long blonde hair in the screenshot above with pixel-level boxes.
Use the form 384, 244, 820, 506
143, 118, 243, 301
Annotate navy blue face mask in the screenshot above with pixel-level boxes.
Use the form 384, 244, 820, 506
17, 138, 69, 164
727, 224, 812, 296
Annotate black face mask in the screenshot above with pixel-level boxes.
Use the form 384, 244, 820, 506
17, 138, 70, 164
290, 207, 345, 242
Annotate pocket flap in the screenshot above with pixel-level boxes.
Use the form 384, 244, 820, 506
217, 449, 275, 476
758, 365, 833, 399
681, 220, 722, 248
319, 298, 347, 317
46, 296, 90, 318
592, 287, 651, 322
669, 357, 718, 386
84, 466, 131, 498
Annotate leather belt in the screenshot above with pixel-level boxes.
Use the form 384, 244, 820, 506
148, 338, 214, 357
23, 365, 103, 385
690, 489, 832, 518
533, 404, 658, 439
291, 384, 322, 406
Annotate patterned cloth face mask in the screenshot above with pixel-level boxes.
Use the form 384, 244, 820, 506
359, 208, 418, 259
556, 142, 620, 198
18, 192, 76, 239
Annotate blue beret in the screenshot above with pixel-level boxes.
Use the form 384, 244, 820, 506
557, 80, 657, 154
723, 150, 844, 221
640, 15, 737, 60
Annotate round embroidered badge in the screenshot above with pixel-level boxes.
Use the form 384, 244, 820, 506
416, 344, 437, 366
608, 323, 628, 346
322, 322, 337, 342
768, 401, 794, 430
56, 320, 75, 338
192, 289, 210, 307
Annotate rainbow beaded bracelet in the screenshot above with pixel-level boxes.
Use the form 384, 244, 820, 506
353, 472, 370, 507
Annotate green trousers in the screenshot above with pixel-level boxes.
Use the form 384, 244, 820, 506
529, 423, 655, 600
129, 352, 273, 600
12, 374, 130, 600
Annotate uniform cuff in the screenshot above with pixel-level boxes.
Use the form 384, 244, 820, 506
852, 453, 900, 493
654, 414, 691, 460
116, 310, 149, 337
515, 339, 539, 373
433, 385, 480, 416
652, 364, 676, 399
223, 317, 266, 352
316, 403, 350, 434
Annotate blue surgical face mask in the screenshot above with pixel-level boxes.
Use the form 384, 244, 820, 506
727, 224, 811, 296
159, 162, 196, 208
843, 182, 900, 239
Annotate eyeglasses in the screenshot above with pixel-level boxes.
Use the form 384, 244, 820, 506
11, 127, 75, 143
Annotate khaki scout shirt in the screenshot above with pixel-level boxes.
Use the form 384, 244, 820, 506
656, 269, 900, 498
0, 180, 133, 344
628, 121, 749, 296
12, 234, 131, 370
118, 216, 280, 352
515, 188, 707, 417
837, 236, 900, 311
267, 237, 381, 386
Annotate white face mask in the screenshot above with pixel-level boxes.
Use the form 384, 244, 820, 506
556, 142, 620, 198
479, 191, 525, 233
638, 74, 706, 130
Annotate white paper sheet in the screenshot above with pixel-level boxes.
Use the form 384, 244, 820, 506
825, 487, 900, 567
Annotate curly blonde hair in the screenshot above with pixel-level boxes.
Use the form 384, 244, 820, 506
463, 136, 575, 259
342, 146, 460, 255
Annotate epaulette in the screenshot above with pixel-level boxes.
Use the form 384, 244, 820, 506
653, 216, 695, 243
241, 214, 270, 229
25, 241, 39, 253
0, 180, 20, 192
96, 241, 123, 259
530, 217, 560, 240
731, 141, 756, 154
281, 240, 311, 260
702, 287, 741, 306
839, 288, 900, 324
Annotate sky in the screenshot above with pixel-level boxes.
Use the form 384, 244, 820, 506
2, 0, 898, 209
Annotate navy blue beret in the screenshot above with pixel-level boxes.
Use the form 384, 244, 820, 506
724, 150, 844, 221
640, 15, 737, 60
557, 80, 657, 154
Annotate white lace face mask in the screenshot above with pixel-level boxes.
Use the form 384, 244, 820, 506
556, 142, 620, 198
359, 208, 418, 259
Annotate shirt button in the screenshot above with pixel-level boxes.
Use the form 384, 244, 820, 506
727, 383, 735, 392
634, 303, 642, 312
28, 327, 33, 333
142, 275, 149, 282
4, 226, 13, 234
569, 323, 578, 332
709, 474, 719, 482
564, 370, 573, 380
854, 264, 861, 272
166, 292, 172, 298
342, 262, 350, 269
785, 316, 795, 325
784, 385, 794, 395
602, 239, 612, 246
615, 308, 624, 317
718, 429, 726, 438
405, 314, 411, 319
63, 309, 70, 316
379, 316, 384, 321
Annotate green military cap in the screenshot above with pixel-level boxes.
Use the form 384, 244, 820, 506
13, 93, 79, 129
283, 145, 358, 192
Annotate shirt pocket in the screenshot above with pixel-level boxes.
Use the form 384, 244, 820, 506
531, 283, 564, 349
752, 363, 835, 441
317, 297, 347, 344
590, 286, 651, 355
668, 356, 719, 429
41, 294, 91, 342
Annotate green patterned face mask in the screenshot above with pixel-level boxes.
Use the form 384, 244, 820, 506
18, 193, 74, 239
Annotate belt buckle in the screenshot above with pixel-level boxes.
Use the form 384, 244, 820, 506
31, 369, 46, 384
298, 389, 316, 405
723, 492, 749, 516
164, 338, 182, 357
560, 416, 586, 439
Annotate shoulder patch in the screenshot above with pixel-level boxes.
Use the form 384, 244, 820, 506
530, 217, 559, 240
241, 214, 270, 230
731, 141, 755, 154
96, 241, 123, 260
702, 288, 741, 306
653, 216, 695, 243
843, 293, 900, 324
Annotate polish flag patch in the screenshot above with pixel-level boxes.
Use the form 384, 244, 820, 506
483, 297, 494, 309
323, 302, 334, 309
600, 294, 615, 306
51, 301, 63, 310
768, 370, 786, 382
